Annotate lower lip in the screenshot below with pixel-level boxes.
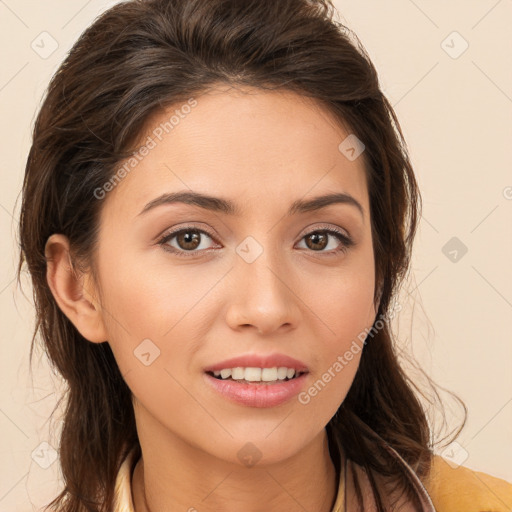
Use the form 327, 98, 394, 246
203, 372, 308, 408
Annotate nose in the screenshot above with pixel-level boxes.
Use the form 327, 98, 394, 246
225, 249, 301, 336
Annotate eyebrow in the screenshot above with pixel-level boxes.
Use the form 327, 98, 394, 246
137, 190, 364, 219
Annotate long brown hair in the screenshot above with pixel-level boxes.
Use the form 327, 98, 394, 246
16, 0, 466, 510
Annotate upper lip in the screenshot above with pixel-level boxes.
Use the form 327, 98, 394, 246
204, 353, 309, 373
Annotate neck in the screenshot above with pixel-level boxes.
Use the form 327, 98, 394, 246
131, 430, 339, 512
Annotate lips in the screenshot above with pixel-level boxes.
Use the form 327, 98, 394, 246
203, 371, 309, 408
203, 353, 309, 373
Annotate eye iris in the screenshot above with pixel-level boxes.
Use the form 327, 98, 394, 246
306, 232, 328, 250
177, 230, 201, 250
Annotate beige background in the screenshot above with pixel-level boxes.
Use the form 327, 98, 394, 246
1, 0, 511, 510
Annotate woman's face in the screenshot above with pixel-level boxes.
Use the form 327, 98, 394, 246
90, 85, 377, 465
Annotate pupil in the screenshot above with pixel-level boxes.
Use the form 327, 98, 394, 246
179, 230, 200, 249
308, 232, 327, 250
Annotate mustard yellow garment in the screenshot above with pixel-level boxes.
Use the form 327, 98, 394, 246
424, 455, 512, 512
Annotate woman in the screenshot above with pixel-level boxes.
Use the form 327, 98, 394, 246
16, 0, 512, 511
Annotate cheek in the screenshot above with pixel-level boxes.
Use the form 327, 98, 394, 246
97, 259, 210, 434
298, 256, 376, 411
96, 246, 223, 381
96, 233, 188, 333
309, 251, 376, 350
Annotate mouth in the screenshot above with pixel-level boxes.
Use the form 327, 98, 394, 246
203, 368, 309, 408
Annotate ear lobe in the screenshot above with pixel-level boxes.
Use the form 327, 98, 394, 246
44, 233, 108, 343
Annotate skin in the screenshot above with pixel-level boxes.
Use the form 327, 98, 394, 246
45, 85, 379, 512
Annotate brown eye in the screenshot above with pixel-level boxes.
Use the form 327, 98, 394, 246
305, 231, 328, 250
158, 227, 218, 257
296, 228, 354, 255
176, 230, 201, 250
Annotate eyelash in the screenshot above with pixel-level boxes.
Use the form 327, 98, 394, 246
157, 224, 355, 258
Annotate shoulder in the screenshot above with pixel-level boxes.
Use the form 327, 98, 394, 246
423, 454, 512, 512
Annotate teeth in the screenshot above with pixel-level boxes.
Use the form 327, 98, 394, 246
220, 368, 232, 379
210, 366, 301, 382
277, 367, 288, 379
261, 368, 277, 381
232, 367, 245, 380
245, 367, 261, 381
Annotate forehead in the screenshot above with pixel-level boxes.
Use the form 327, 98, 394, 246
102, 85, 369, 220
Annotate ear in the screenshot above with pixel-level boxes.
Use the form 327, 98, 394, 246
44, 233, 108, 343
